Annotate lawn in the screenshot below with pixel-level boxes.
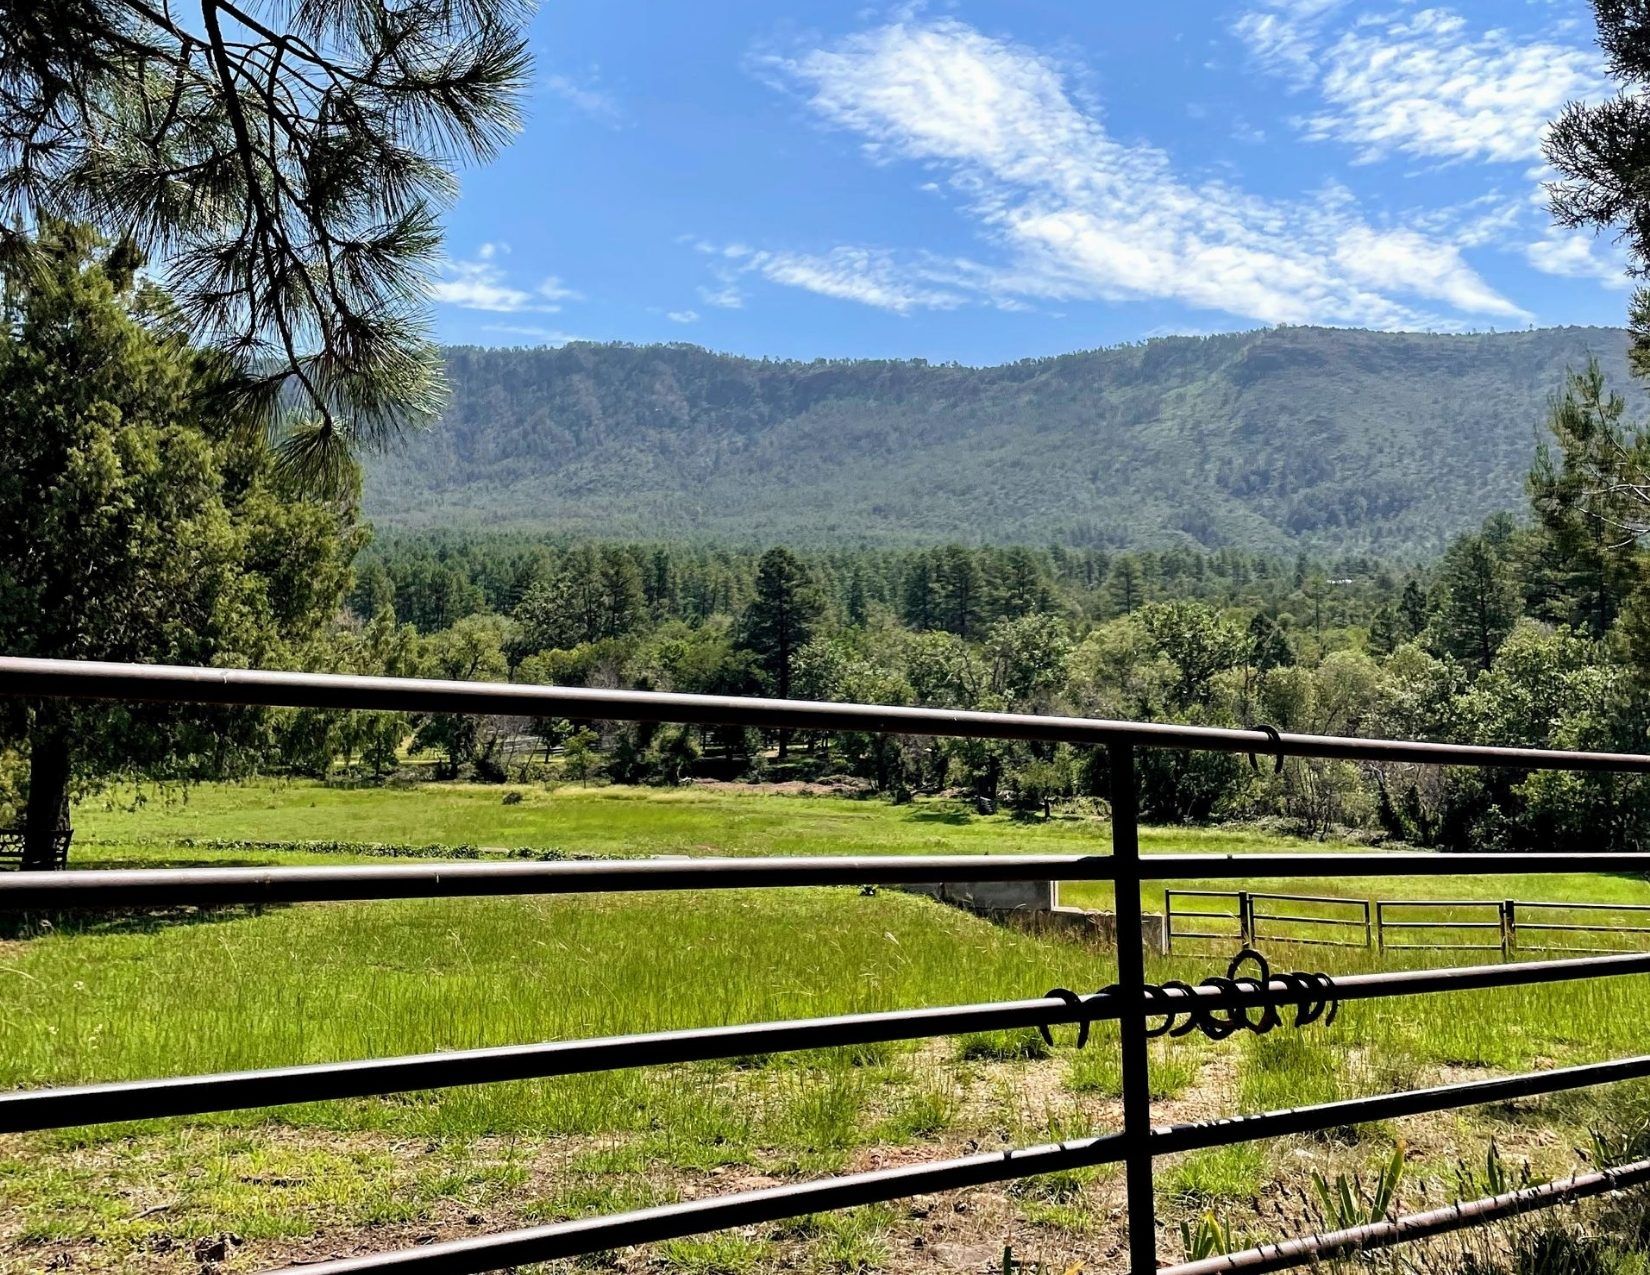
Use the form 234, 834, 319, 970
3, 780, 1649, 1273
74, 777, 1650, 918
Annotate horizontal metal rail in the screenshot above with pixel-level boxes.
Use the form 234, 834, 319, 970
1147, 853, 1650, 877
1249, 911, 1366, 926
5, 655, 1650, 773
11, 851, 1650, 911
0, 854, 1108, 909
1382, 920, 1502, 930
9, 657, 1650, 1275
1520, 921, 1650, 934
263, 1052, 1650, 1275
1518, 899, 1650, 912
1161, 1156, 1650, 1275
9, 950, 1650, 1135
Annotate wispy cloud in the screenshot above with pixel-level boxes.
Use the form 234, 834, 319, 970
544, 71, 623, 126
719, 244, 970, 314
1526, 230, 1629, 287
1231, 4, 1623, 295
667, 309, 701, 324
747, 18, 1525, 326
538, 275, 584, 303
697, 279, 746, 310
1292, 9, 1611, 165
481, 324, 585, 345
431, 246, 583, 314
1232, 0, 1342, 89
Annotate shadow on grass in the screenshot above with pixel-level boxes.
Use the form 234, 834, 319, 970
1, 860, 293, 941
904, 809, 974, 826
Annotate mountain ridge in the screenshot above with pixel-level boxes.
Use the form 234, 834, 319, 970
363, 324, 1643, 556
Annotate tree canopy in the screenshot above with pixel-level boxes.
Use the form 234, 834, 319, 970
0, 225, 361, 865
0, 0, 531, 485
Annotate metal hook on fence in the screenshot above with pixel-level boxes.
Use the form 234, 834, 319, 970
1037, 986, 1093, 1050
1246, 722, 1286, 775
1036, 947, 1339, 1047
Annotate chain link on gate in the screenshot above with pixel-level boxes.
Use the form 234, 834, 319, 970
1040, 947, 1339, 1049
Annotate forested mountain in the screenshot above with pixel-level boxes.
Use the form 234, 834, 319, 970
364, 326, 1644, 556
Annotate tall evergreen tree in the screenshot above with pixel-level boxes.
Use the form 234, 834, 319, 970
935, 545, 986, 638
1433, 534, 1521, 672
1528, 360, 1649, 634
1547, 2, 1650, 374
738, 548, 822, 759
0, 226, 359, 866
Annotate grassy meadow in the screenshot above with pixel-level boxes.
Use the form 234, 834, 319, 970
6, 780, 1650, 1273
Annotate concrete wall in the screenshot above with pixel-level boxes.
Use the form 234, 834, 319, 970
899, 879, 1057, 912
898, 881, 1165, 953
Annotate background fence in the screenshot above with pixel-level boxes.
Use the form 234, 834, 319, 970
1169, 891, 1650, 957
6, 656, 1650, 1275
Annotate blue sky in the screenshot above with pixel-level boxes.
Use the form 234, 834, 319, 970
430, 1, 1630, 364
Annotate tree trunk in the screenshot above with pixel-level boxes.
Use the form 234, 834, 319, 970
23, 720, 72, 871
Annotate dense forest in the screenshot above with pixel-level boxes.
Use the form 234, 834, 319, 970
363, 326, 1645, 556
302, 360, 1650, 854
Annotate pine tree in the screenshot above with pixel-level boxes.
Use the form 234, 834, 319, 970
0, 225, 359, 866
738, 548, 822, 759
935, 545, 985, 638
1547, 3, 1650, 374
1433, 534, 1521, 672
1108, 557, 1144, 616
1398, 579, 1429, 641
0, 1, 531, 486
1528, 360, 1649, 634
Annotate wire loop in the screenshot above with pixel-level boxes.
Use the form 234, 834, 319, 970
1040, 947, 1338, 1047
1246, 722, 1286, 774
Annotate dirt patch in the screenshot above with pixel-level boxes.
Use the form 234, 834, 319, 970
0, 1049, 1623, 1275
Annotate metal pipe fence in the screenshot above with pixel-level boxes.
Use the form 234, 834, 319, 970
5, 654, 1650, 1275
1171, 891, 1650, 957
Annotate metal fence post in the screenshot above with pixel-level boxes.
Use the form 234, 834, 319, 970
1109, 741, 1157, 1274
1376, 900, 1385, 953
1363, 898, 1373, 950
1502, 900, 1516, 957
1239, 890, 1254, 946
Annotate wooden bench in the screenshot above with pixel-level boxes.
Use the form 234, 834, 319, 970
0, 828, 71, 870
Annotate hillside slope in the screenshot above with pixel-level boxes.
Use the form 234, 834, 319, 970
364, 325, 1641, 554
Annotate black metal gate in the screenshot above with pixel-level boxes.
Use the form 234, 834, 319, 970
5, 656, 1650, 1275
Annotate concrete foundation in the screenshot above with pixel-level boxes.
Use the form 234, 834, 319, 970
900, 878, 1057, 912
897, 880, 1165, 953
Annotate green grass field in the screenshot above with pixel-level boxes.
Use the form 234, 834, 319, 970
73, 778, 1650, 916
5, 780, 1650, 1273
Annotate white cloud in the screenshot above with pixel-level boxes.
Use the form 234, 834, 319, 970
1526, 230, 1629, 287
667, 309, 701, 323
481, 324, 584, 345
1241, 7, 1610, 165
697, 280, 746, 309
432, 258, 536, 312
538, 275, 584, 303
755, 18, 1524, 326
1232, 2, 1336, 89
431, 252, 581, 314
725, 245, 969, 314
544, 72, 623, 125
